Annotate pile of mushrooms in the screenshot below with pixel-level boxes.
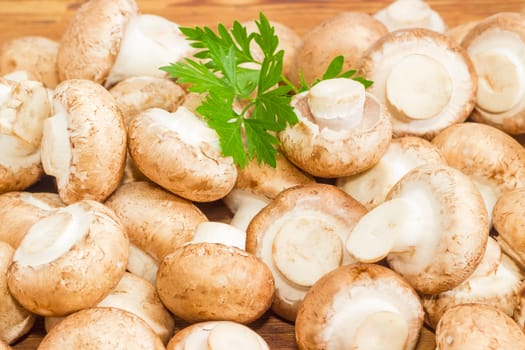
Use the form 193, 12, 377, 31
2, 0, 525, 348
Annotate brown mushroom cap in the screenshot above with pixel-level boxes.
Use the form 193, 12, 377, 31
7, 200, 128, 316
0, 36, 59, 88
435, 303, 525, 350
40, 79, 127, 204
0, 242, 36, 344
358, 28, 477, 139
289, 12, 388, 87
246, 183, 367, 321
295, 263, 424, 350
38, 307, 165, 350
57, 0, 138, 84
157, 242, 274, 324
461, 12, 525, 134
0, 340, 11, 350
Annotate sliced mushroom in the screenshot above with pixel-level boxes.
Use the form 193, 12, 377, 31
461, 12, 525, 134
166, 321, 269, 350
0, 36, 59, 88
246, 183, 367, 321
128, 107, 237, 202
358, 28, 477, 139
289, 12, 388, 87
39, 307, 165, 350
0, 242, 35, 344
374, 0, 447, 32
296, 263, 424, 350
337, 136, 446, 209
40, 79, 127, 204
7, 200, 128, 316
345, 164, 489, 294
278, 78, 392, 178
435, 303, 525, 350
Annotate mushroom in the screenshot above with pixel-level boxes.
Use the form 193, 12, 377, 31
513, 283, 525, 331
38, 307, 165, 350
156, 241, 274, 324
246, 183, 367, 321
40, 79, 127, 204
295, 263, 424, 350
358, 28, 477, 139
6, 200, 128, 316
289, 12, 388, 87
446, 20, 479, 44
435, 303, 525, 349
374, 0, 447, 33
0, 36, 59, 88
432, 122, 525, 225
166, 321, 270, 350
461, 12, 525, 134
0, 77, 51, 194
0, 340, 11, 350
0, 242, 36, 344
336, 136, 446, 210
345, 164, 489, 294
127, 107, 237, 202
422, 237, 523, 329
278, 77, 392, 178
191, 221, 247, 250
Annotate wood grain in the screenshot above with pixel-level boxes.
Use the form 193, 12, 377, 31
1, 0, 524, 349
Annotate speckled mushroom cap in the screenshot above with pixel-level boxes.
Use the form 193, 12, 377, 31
57, 0, 138, 84
461, 12, 525, 134
0, 191, 64, 248
435, 303, 525, 350
166, 321, 270, 350
432, 122, 525, 224
246, 183, 367, 321
422, 237, 523, 329
157, 242, 274, 324
289, 12, 388, 87
105, 181, 208, 263
38, 307, 165, 350
337, 136, 446, 210
7, 200, 128, 316
0, 242, 36, 345
358, 28, 477, 139
0, 36, 59, 88
374, 0, 447, 33
127, 107, 237, 202
40, 79, 127, 204
295, 263, 424, 350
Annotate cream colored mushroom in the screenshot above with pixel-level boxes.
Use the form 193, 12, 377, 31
0, 36, 59, 88
446, 20, 479, 44
374, 0, 447, 32
432, 122, 525, 226
246, 183, 367, 321
461, 12, 525, 134
157, 242, 274, 324
127, 107, 237, 202
295, 263, 424, 350
513, 284, 525, 331
423, 237, 523, 329
345, 164, 489, 294
358, 28, 477, 139
289, 12, 387, 87
337, 136, 446, 209
0, 242, 35, 344
435, 303, 525, 350
0, 77, 51, 194
39, 307, 165, 349
6, 200, 128, 316
278, 78, 392, 178
40, 79, 126, 204
166, 321, 270, 350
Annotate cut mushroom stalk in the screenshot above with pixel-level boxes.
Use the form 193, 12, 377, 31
191, 222, 246, 250
353, 311, 409, 350
207, 322, 263, 350
374, 0, 446, 32
224, 190, 270, 232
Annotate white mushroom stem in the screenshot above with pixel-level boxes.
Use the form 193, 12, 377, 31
471, 177, 499, 226
105, 14, 193, 87
353, 311, 409, 350
223, 190, 270, 232
191, 222, 246, 250
385, 0, 433, 29
126, 243, 159, 284
207, 322, 265, 350
307, 78, 365, 130
2, 70, 33, 82
386, 53, 452, 120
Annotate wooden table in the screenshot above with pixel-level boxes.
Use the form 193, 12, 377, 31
1, 0, 524, 349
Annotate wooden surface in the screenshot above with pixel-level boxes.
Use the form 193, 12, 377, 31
1, 0, 524, 349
